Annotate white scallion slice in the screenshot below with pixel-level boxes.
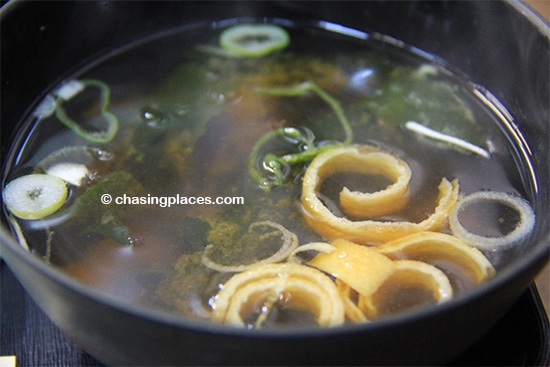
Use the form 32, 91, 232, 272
3, 174, 68, 220
220, 24, 289, 57
53, 79, 85, 101
202, 220, 298, 272
449, 191, 535, 251
45, 163, 89, 187
405, 121, 490, 159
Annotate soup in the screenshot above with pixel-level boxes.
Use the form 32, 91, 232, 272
1, 21, 535, 329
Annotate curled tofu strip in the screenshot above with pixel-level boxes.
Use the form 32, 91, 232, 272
358, 260, 453, 318
322, 145, 412, 217
308, 239, 396, 297
211, 263, 345, 327
336, 279, 368, 323
377, 231, 495, 292
301, 146, 459, 244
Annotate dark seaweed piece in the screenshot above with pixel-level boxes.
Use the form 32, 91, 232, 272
179, 217, 212, 252
364, 67, 484, 146
72, 171, 144, 246
155, 251, 217, 320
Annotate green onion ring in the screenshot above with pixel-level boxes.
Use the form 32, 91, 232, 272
220, 23, 289, 57
3, 174, 68, 220
54, 79, 119, 143
449, 191, 535, 251
248, 82, 353, 190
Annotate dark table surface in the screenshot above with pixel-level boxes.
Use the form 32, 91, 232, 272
1, 260, 549, 366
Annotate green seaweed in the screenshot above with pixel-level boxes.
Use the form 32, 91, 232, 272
364, 67, 484, 145
155, 251, 217, 320
179, 217, 212, 252
73, 171, 144, 246
151, 62, 226, 130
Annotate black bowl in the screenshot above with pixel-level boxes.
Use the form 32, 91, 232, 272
1, 1, 549, 365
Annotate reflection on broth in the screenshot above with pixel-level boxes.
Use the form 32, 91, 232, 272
2, 21, 536, 329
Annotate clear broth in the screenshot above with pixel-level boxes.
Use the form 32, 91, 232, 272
2, 21, 535, 327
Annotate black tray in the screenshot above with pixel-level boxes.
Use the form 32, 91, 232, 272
1, 260, 549, 366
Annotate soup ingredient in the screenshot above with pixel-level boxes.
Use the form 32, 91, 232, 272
301, 145, 459, 244
377, 231, 494, 292
308, 239, 395, 297
288, 241, 336, 264
201, 221, 299, 272
3, 174, 68, 220
249, 82, 353, 190
335, 280, 368, 322
36, 145, 113, 188
358, 260, 453, 318
211, 262, 345, 328
404, 121, 490, 158
71, 171, 143, 246
44, 163, 90, 187
156, 251, 216, 320
254, 82, 353, 145
449, 191, 535, 251
220, 24, 290, 58
307, 239, 461, 320
364, 65, 483, 146
53, 79, 119, 143
326, 145, 411, 217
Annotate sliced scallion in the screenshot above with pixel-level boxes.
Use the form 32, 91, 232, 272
220, 24, 289, 58
405, 121, 490, 158
248, 82, 353, 191
3, 174, 68, 220
449, 191, 535, 251
54, 79, 119, 143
